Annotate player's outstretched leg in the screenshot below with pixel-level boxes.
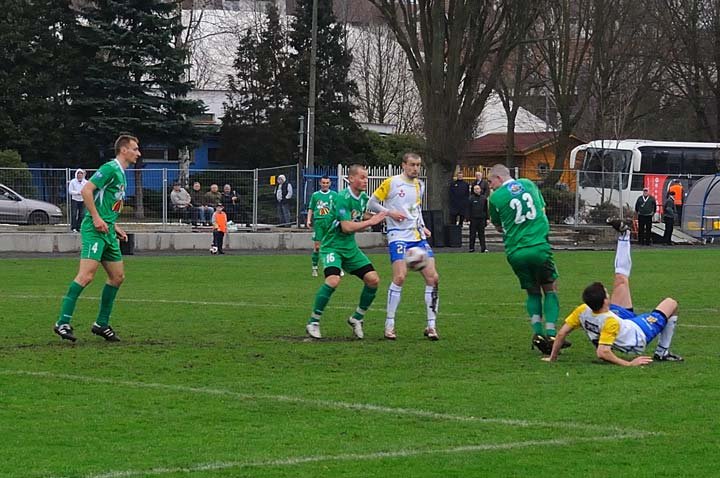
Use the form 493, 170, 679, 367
348, 271, 380, 340
652, 298, 683, 361
307, 282, 336, 339
54, 281, 85, 342
385, 282, 402, 339
610, 227, 633, 310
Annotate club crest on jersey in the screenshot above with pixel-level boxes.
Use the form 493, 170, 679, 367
506, 181, 525, 196
398, 189, 406, 198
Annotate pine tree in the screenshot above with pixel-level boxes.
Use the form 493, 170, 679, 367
0, 0, 82, 166
220, 3, 295, 168
287, 0, 372, 166
71, 0, 203, 217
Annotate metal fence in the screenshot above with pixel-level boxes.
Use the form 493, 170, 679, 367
0, 165, 301, 229
2, 165, 716, 231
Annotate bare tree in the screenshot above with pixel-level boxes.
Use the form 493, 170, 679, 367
533, 0, 600, 185
652, 0, 720, 141
347, 23, 423, 133
497, 38, 544, 167
586, 0, 663, 140
179, 0, 275, 89
365, 0, 542, 212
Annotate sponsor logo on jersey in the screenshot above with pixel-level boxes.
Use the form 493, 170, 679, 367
317, 200, 330, 216
351, 209, 363, 222
507, 181, 525, 196
398, 189, 406, 197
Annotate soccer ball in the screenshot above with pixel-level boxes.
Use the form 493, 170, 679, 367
209, 245, 218, 255
404, 246, 428, 271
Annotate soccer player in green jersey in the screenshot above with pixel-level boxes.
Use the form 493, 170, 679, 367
487, 164, 566, 355
306, 165, 387, 340
306, 175, 338, 277
53, 134, 140, 343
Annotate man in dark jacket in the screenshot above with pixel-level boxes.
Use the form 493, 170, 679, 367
634, 187, 657, 245
471, 170, 489, 197
449, 170, 469, 226
468, 184, 489, 252
663, 191, 677, 245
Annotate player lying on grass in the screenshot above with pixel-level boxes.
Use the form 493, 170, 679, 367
543, 218, 683, 366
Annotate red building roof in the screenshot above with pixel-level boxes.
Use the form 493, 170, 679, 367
465, 132, 558, 156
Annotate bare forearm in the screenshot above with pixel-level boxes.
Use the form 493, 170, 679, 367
81, 186, 100, 219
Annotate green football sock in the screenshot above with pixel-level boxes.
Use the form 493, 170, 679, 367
352, 285, 377, 321
57, 281, 85, 326
311, 250, 319, 267
543, 291, 560, 337
526, 293, 545, 335
96, 283, 119, 327
309, 283, 335, 323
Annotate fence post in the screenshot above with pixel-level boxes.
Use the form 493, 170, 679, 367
618, 170, 623, 219
252, 168, 258, 231
296, 163, 300, 227
336, 164, 342, 191
514, 166, 519, 179
574, 169, 580, 226
162, 168, 168, 226
65, 168, 71, 230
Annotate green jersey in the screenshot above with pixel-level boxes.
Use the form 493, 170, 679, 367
308, 189, 338, 225
321, 188, 369, 251
85, 158, 127, 224
488, 178, 549, 257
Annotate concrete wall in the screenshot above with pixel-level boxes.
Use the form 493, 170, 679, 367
0, 232, 386, 253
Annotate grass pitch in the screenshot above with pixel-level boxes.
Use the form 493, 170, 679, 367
1, 248, 719, 477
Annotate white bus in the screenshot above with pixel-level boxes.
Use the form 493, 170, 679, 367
569, 139, 720, 207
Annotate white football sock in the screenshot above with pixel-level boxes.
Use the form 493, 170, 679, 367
386, 282, 403, 328
425, 285, 438, 328
655, 315, 678, 357
614, 230, 632, 277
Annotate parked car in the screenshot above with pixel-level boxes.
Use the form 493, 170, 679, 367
0, 183, 63, 225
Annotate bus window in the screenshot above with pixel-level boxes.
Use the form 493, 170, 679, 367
579, 148, 632, 189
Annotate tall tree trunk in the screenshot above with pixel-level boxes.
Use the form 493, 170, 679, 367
505, 109, 519, 168
134, 158, 144, 219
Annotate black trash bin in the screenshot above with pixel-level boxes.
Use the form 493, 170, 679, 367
119, 233, 135, 255
422, 210, 445, 247
444, 225, 462, 248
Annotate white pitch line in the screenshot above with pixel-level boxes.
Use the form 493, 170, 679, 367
1, 369, 646, 436
1, 294, 470, 317
59, 433, 654, 478
5, 294, 720, 319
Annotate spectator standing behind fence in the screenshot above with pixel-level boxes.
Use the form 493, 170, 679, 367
275, 174, 293, 225
68, 169, 88, 232
221, 184, 238, 222
668, 179, 684, 222
190, 182, 213, 226
211, 203, 227, 254
471, 170, 490, 197
449, 170, 469, 226
170, 182, 192, 222
663, 191, 677, 245
634, 187, 656, 246
468, 184, 489, 253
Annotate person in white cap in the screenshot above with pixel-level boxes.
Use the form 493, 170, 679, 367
68, 168, 88, 232
275, 174, 293, 225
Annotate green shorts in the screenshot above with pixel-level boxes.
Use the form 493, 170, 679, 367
320, 246, 371, 274
507, 243, 558, 290
80, 218, 122, 262
312, 221, 332, 243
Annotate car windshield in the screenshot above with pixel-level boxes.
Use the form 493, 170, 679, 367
580, 148, 632, 188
